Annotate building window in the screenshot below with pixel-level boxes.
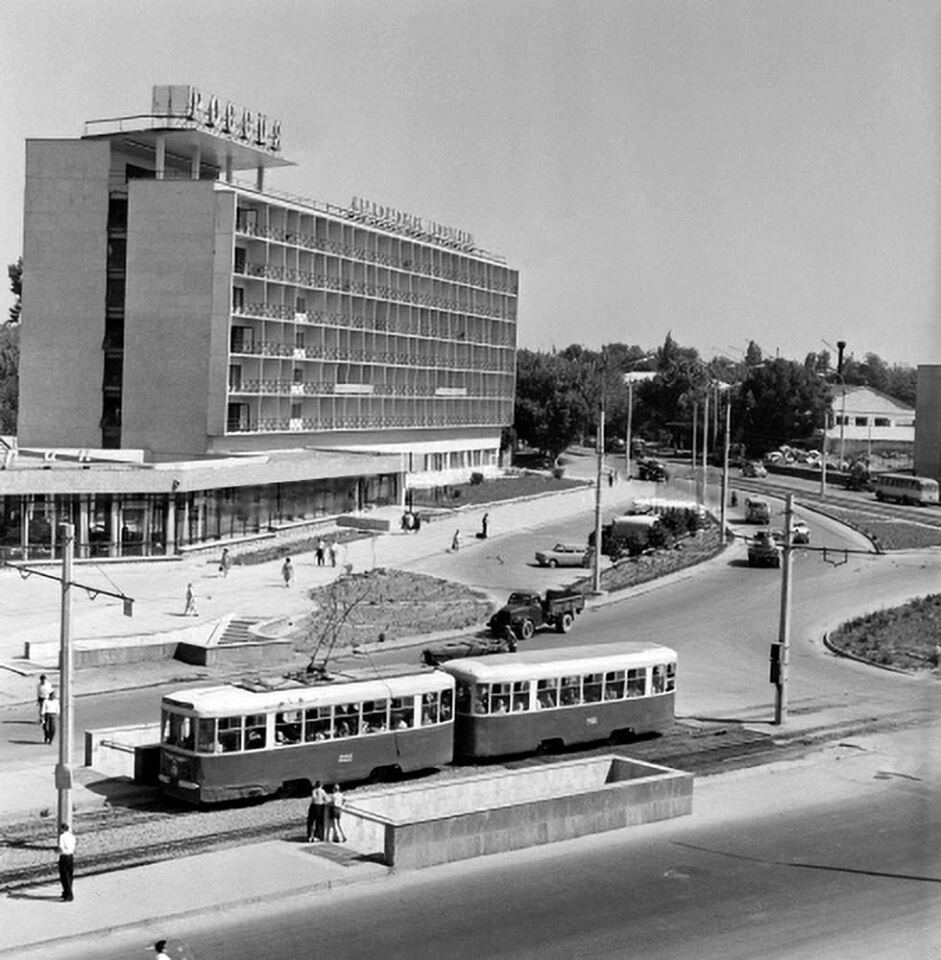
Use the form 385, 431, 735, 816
232, 287, 245, 311
874, 418, 890, 428
855, 417, 868, 427
228, 365, 242, 391
293, 368, 303, 383
234, 248, 247, 273
291, 402, 302, 420
295, 331, 305, 349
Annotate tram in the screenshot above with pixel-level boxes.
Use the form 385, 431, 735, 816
437, 642, 677, 758
158, 668, 455, 804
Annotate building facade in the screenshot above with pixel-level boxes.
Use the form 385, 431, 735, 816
914, 365, 941, 481
825, 384, 915, 457
4, 85, 518, 559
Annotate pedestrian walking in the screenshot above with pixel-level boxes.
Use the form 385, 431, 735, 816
315, 538, 325, 566
327, 783, 347, 842
57, 822, 75, 901
451, 529, 461, 552
183, 582, 198, 616
282, 556, 294, 587
154, 939, 171, 960
218, 547, 231, 577
42, 690, 59, 744
36, 673, 53, 723
328, 540, 338, 568
307, 779, 328, 842
480, 512, 489, 539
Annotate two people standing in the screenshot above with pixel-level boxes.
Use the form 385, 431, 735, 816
306, 782, 346, 843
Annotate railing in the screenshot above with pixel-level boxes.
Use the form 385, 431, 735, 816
226, 410, 506, 434
234, 263, 515, 320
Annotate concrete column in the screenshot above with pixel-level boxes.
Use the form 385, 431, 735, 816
20, 496, 30, 561
155, 135, 166, 180
109, 500, 120, 558
190, 144, 202, 180
166, 498, 177, 554
225, 156, 234, 183
78, 498, 90, 559
256, 165, 265, 192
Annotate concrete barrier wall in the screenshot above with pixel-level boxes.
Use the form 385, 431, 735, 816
344, 755, 692, 870
85, 722, 161, 777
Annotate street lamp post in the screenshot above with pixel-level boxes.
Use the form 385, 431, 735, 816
624, 378, 635, 479
592, 397, 605, 595
56, 523, 74, 829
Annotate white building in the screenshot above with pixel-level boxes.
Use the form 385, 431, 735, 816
826, 385, 914, 455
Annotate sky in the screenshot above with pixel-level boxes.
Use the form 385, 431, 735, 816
2, 0, 941, 367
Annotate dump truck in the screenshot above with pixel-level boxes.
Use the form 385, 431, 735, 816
488, 589, 586, 640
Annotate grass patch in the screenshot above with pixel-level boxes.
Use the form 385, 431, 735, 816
410, 472, 587, 510
829, 594, 941, 671
291, 568, 491, 652
812, 506, 941, 551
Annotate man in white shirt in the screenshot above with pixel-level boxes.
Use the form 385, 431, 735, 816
57, 823, 75, 901
36, 674, 53, 723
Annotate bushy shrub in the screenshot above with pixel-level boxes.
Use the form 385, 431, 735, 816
470, 472, 484, 485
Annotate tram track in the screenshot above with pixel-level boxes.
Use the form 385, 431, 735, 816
3, 709, 927, 894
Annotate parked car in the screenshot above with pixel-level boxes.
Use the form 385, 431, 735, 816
748, 530, 782, 568
741, 461, 767, 478
534, 543, 591, 568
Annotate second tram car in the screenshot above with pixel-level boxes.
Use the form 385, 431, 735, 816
159, 669, 455, 804
438, 642, 677, 757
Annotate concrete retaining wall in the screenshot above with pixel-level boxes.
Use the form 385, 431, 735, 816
85, 722, 161, 777
344, 755, 692, 870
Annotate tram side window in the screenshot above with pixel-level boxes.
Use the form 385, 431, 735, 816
275, 710, 302, 745
652, 665, 667, 694
473, 684, 490, 715
245, 714, 267, 750
536, 678, 559, 709
391, 696, 414, 729
583, 673, 603, 703
440, 688, 453, 721
560, 675, 582, 706
421, 692, 438, 726
305, 706, 332, 741
362, 700, 389, 734
626, 668, 646, 698
456, 684, 473, 714
490, 682, 512, 714
512, 681, 530, 712
196, 718, 216, 754
334, 703, 360, 738
604, 670, 626, 700
218, 716, 243, 753
666, 662, 676, 692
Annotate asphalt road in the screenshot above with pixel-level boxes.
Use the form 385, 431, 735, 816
37, 723, 941, 960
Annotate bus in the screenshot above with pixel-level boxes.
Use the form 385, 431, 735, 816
872, 473, 940, 507
158, 668, 455, 804
438, 642, 676, 758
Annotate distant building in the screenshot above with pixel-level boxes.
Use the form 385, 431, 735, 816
2, 84, 519, 560
915, 365, 941, 480
825, 384, 914, 457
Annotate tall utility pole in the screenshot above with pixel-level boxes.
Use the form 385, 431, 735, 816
56, 524, 74, 828
773, 494, 794, 724
719, 397, 731, 533
592, 398, 605, 595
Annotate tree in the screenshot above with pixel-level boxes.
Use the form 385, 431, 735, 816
513, 349, 590, 458
7, 258, 21, 325
734, 358, 831, 453
0, 323, 17, 434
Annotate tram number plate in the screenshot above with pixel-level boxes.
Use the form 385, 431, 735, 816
338, 753, 354, 764
586, 716, 598, 726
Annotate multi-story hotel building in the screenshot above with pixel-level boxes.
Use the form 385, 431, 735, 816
2, 85, 518, 559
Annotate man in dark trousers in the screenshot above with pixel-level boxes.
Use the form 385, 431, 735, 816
57, 822, 75, 901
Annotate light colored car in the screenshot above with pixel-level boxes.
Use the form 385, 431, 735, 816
741, 461, 767, 478
534, 543, 591, 568
791, 520, 811, 545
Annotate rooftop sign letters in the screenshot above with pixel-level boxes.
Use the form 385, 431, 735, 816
152, 85, 282, 154
349, 196, 476, 252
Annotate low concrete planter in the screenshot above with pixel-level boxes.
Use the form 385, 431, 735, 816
344, 754, 692, 870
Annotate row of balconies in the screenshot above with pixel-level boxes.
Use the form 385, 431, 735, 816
228, 379, 510, 398
235, 219, 517, 294
235, 266, 515, 321
229, 343, 514, 372
226, 411, 507, 434
232, 303, 515, 345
